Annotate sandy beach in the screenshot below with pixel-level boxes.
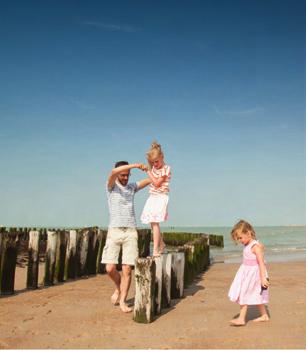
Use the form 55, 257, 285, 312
1, 260, 306, 349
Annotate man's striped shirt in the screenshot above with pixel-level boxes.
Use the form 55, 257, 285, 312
106, 180, 139, 228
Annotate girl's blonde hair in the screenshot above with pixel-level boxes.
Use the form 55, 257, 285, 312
146, 141, 164, 166
231, 219, 257, 244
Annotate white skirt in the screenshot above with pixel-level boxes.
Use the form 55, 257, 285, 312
141, 193, 169, 224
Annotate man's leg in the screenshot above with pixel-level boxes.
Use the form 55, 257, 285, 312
119, 264, 133, 312
105, 264, 121, 305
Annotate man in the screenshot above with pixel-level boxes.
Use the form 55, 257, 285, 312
101, 161, 151, 313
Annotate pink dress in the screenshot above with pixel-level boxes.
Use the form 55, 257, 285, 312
228, 240, 269, 305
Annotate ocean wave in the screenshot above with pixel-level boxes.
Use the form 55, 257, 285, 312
269, 247, 306, 252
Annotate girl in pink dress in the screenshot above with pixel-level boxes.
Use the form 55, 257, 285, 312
141, 141, 171, 256
228, 220, 270, 326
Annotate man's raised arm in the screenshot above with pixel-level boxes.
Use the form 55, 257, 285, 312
107, 163, 145, 189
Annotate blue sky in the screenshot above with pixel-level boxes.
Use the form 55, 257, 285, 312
0, 0, 305, 227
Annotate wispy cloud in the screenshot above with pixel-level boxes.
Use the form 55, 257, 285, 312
70, 98, 96, 111
214, 105, 265, 116
83, 21, 137, 33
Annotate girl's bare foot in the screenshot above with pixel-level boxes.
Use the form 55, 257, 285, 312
153, 249, 161, 257
159, 242, 166, 254
110, 290, 120, 305
253, 314, 270, 322
119, 302, 133, 313
230, 318, 246, 326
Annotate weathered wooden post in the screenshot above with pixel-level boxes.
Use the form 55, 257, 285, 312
27, 230, 41, 289
0, 229, 19, 295
55, 230, 69, 283
171, 252, 185, 299
44, 230, 58, 286
138, 229, 151, 258
65, 229, 78, 280
77, 228, 89, 277
154, 256, 163, 315
86, 227, 99, 275
161, 253, 172, 308
0, 227, 4, 270
133, 257, 156, 323
183, 243, 195, 286
96, 229, 107, 274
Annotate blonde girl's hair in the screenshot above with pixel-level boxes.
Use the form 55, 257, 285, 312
231, 219, 257, 244
146, 141, 164, 166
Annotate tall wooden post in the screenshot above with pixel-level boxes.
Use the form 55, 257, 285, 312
86, 228, 99, 275
44, 230, 58, 286
65, 230, 78, 280
0, 229, 19, 295
154, 256, 163, 315
133, 258, 156, 323
55, 230, 69, 283
171, 252, 185, 299
27, 230, 40, 289
162, 253, 172, 308
77, 229, 89, 277
96, 229, 107, 274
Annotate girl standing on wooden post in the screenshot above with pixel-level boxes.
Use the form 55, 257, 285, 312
141, 141, 171, 257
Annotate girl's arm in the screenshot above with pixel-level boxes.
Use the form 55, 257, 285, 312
146, 170, 167, 188
252, 244, 270, 288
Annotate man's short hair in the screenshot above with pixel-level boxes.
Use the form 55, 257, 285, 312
115, 161, 129, 168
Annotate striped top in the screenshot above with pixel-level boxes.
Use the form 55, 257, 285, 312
149, 164, 171, 194
106, 180, 139, 228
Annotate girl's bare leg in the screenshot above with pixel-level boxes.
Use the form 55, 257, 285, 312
253, 304, 270, 322
159, 234, 166, 253
230, 305, 247, 326
151, 222, 161, 256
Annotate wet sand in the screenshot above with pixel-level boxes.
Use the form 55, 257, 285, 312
0, 261, 306, 349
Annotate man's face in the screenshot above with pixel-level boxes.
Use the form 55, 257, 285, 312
117, 170, 130, 186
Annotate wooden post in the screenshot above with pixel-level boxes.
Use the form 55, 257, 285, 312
96, 229, 107, 274
154, 256, 163, 315
77, 229, 89, 277
0, 227, 4, 270
65, 230, 78, 280
44, 230, 58, 286
161, 253, 172, 308
133, 257, 156, 323
0, 229, 19, 295
27, 230, 40, 289
86, 228, 99, 275
171, 252, 185, 299
138, 229, 151, 258
55, 230, 69, 283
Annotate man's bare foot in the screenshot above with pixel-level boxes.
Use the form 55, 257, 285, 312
253, 314, 270, 322
119, 302, 133, 313
110, 290, 120, 305
230, 318, 246, 326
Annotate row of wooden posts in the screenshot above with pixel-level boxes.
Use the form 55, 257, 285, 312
0, 227, 223, 323
133, 234, 212, 323
0, 227, 151, 295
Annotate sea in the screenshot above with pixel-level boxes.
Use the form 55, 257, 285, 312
159, 226, 306, 264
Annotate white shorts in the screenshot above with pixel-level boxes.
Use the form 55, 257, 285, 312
141, 193, 169, 224
101, 227, 139, 266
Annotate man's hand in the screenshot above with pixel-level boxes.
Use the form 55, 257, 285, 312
138, 163, 148, 171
